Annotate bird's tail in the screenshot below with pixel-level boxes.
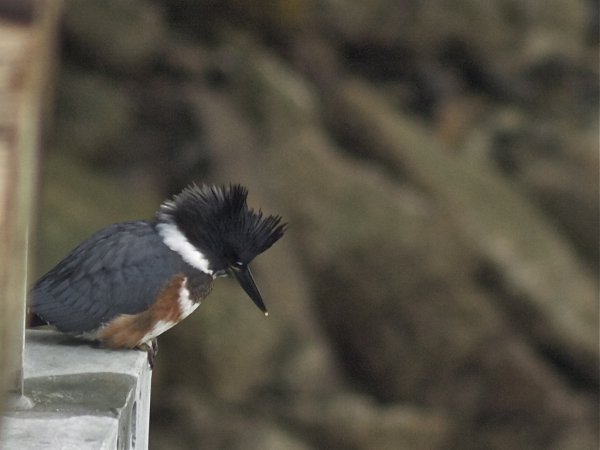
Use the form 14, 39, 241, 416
27, 310, 48, 328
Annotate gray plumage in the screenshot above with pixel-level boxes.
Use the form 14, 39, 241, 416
30, 221, 189, 333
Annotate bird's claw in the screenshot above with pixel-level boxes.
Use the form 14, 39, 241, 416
137, 338, 158, 369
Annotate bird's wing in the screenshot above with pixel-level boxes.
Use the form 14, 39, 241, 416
30, 221, 185, 333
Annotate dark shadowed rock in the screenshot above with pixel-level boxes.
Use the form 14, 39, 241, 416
290, 392, 452, 450
150, 387, 315, 450
489, 118, 600, 270
320, 0, 590, 80
325, 79, 599, 384
52, 69, 136, 162
63, 0, 166, 73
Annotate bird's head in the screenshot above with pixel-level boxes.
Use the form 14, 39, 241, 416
156, 183, 286, 315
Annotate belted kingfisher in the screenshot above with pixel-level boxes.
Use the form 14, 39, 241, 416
29, 183, 286, 367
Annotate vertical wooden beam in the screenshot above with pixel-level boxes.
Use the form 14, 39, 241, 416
0, 0, 62, 413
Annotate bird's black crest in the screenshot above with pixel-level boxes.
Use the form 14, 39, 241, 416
158, 184, 286, 271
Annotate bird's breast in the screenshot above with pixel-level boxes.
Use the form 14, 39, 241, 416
97, 272, 211, 349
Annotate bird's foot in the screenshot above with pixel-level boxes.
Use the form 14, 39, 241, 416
137, 338, 158, 369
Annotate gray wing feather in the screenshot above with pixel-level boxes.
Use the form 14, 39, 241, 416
30, 221, 185, 333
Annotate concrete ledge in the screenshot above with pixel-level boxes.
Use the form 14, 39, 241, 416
1, 330, 151, 449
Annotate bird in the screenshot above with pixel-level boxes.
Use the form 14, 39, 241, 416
29, 183, 286, 368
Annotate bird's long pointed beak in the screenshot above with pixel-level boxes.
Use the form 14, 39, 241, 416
232, 266, 268, 316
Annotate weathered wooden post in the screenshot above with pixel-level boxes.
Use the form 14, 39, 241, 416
0, 0, 62, 414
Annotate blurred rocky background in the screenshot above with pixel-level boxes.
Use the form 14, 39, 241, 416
33, 0, 598, 449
